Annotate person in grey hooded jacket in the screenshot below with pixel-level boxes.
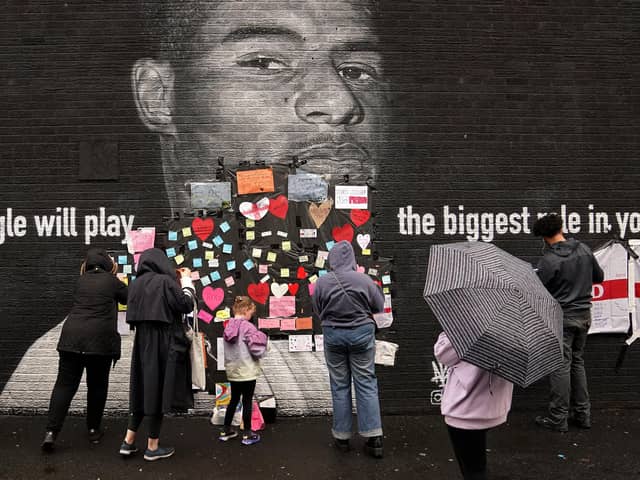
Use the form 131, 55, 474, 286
312, 240, 385, 458
532, 214, 604, 433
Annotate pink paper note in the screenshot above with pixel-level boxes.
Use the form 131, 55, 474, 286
269, 295, 296, 317
198, 309, 214, 324
280, 318, 297, 330
127, 228, 156, 255
308, 283, 316, 296
258, 318, 281, 329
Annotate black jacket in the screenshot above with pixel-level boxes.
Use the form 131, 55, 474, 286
536, 238, 604, 314
57, 248, 128, 358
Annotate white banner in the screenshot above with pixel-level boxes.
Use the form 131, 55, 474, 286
590, 242, 630, 334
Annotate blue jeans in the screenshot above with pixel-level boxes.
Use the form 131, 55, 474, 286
323, 324, 382, 439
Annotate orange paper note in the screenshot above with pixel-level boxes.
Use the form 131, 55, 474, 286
295, 316, 313, 330
236, 168, 275, 195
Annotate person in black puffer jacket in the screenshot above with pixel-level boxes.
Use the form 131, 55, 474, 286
42, 248, 128, 451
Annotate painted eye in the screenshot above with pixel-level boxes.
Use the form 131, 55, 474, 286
237, 56, 287, 72
338, 65, 376, 82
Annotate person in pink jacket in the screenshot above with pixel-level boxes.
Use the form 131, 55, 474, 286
219, 296, 268, 445
434, 332, 513, 480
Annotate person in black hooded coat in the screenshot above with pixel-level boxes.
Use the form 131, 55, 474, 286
42, 248, 128, 451
119, 248, 195, 462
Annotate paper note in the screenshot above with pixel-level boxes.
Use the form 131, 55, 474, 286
225, 276, 235, 287
205, 250, 214, 261
269, 296, 296, 317
258, 318, 281, 329
252, 248, 262, 258
236, 168, 275, 195
246, 219, 255, 228
261, 230, 272, 238
335, 185, 368, 209
168, 230, 178, 241
243, 258, 255, 270
280, 317, 297, 330
267, 251, 277, 262
201, 275, 211, 286
222, 244, 233, 254
211, 270, 221, 282
126, 227, 156, 255
277, 230, 288, 238
246, 231, 255, 240
325, 240, 335, 251
259, 264, 268, 274
198, 309, 214, 324
188, 239, 198, 250
300, 229, 317, 239
190, 271, 200, 281
260, 274, 270, 283
382, 274, 391, 285
296, 316, 313, 330
193, 258, 203, 268
289, 334, 313, 352
175, 254, 184, 265
308, 274, 318, 284
298, 255, 309, 263
315, 250, 328, 268
190, 182, 231, 209
216, 307, 231, 320
314, 334, 324, 352
280, 268, 290, 278
182, 227, 193, 237
287, 173, 328, 202
212, 235, 223, 247
282, 241, 291, 251
220, 221, 230, 233
123, 265, 132, 275
209, 259, 219, 268
202, 242, 213, 249
226, 260, 236, 270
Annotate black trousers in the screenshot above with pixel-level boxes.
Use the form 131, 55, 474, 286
127, 413, 164, 439
46, 351, 112, 433
447, 425, 488, 480
224, 380, 256, 431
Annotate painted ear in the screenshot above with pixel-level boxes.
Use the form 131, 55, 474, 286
132, 58, 177, 135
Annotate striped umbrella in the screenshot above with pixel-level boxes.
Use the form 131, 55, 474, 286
423, 241, 563, 388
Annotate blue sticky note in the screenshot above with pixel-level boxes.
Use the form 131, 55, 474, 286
168, 231, 178, 241
226, 260, 236, 271
193, 258, 203, 268
130, 275, 136, 282
187, 239, 198, 251
220, 221, 231, 233
243, 258, 255, 270
166, 247, 176, 258
211, 271, 221, 282
222, 244, 232, 254
319, 269, 328, 276
325, 240, 335, 251
213, 235, 224, 247
117, 255, 128, 265
200, 275, 211, 286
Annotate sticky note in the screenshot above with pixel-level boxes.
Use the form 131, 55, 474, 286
123, 265, 132, 275
191, 271, 200, 280
299, 255, 309, 263
117, 256, 127, 265
198, 310, 214, 324
318, 269, 327, 276
225, 276, 235, 287
308, 274, 318, 284
211, 271, 221, 282
267, 252, 277, 262
193, 258, 203, 268
222, 244, 232, 254
216, 308, 231, 320
368, 268, 378, 276
202, 242, 213, 249
226, 260, 236, 271
383, 287, 390, 294
205, 250, 214, 260
243, 259, 255, 270
246, 231, 255, 240
220, 221, 231, 233
280, 268, 290, 278
315, 256, 325, 269
201, 275, 211, 286
277, 230, 288, 238
252, 248, 262, 258
188, 239, 198, 250
261, 230, 272, 237
182, 227, 192, 237
362, 248, 371, 256
300, 229, 317, 238
280, 317, 297, 330
325, 240, 335, 251
175, 254, 184, 265
168, 231, 178, 241
246, 219, 255, 228
282, 241, 291, 251
209, 259, 219, 268
260, 274, 270, 283
382, 274, 391, 285
296, 317, 313, 330
259, 264, 268, 274
213, 235, 224, 247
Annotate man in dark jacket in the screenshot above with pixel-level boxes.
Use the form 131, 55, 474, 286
42, 248, 128, 451
312, 240, 385, 458
533, 214, 604, 432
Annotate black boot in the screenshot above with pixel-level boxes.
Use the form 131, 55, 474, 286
41, 431, 57, 452
364, 436, 383, 459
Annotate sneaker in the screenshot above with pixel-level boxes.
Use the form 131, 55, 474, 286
535, 415, 568, 433
569, 415, 591, 429
241, 432, 261, 446
143, 446, 175, 462
364, 436, 384, 459
334, 438, 350, 452
219, 429, 238, 442
119, 440, 139, 456
88, 428, 104, 444
41, 431, 57, 452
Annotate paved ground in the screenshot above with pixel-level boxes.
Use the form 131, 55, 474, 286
1, 410, 639, 480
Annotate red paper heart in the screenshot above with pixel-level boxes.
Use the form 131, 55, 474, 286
332, 223, 354, 243
269, 194, 289, 219
192, 217, 214, 241
350, 209, 371, 227
296, 266, 307, 279
288, 283, 299, 295
247, 282, 270, 305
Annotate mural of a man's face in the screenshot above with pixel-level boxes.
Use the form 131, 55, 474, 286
133, 0, 387, 213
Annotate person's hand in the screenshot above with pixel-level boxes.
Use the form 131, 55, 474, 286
177, 267, 192, 278
179, 269, 195, 291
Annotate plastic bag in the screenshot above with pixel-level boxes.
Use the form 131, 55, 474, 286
251, 401, 265, 431
375, 340, 399, 366
210, 404, 242, 426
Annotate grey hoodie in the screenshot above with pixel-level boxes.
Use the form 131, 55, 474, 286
312, 241, 385, 328
536, 238, 604, 314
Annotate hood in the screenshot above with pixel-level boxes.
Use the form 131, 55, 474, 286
223, 318, 244, 343
136, 248, 174, 276
328, 240, 357, 273
85, 248, 114, 272
546, 238, 580, 257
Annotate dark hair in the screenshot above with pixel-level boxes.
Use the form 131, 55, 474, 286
532, 214, 563, 237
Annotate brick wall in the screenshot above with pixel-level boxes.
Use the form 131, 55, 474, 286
1, 0, 638, 416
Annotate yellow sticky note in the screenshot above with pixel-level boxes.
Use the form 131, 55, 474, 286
118, 303, 127, 311
383, 287, 390, 294
362, 248, 371, 256
205, 250, 214, 260
216, 308, 231, 320
267, 251, 277, 262
182, 227, 192, 237
246, 219, 255, 228
280, 268, 290, 278
308, 274, 318, 284
246, 231, 255, 240
282, 241, 291, 251
175, 254, 185, 265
